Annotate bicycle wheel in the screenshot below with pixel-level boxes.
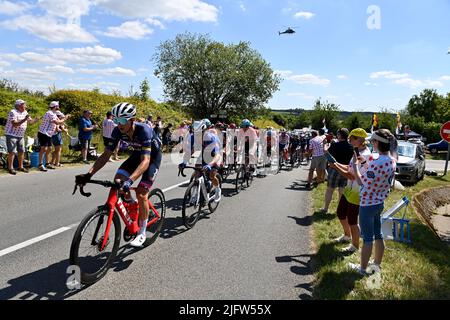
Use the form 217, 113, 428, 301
69, 206, 121, 285
145, 188, 166, 246
245, 168, 254, 188
182, 181, 202, 229
208, 173, 222, 214
234, 167, 245, 193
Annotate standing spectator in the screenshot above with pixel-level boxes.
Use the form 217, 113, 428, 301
306, 130, 326, 189
349, 129, 397, 275
50, 108, 69, 168
322, 128, 354, 213
146, 114, 153, 127
162, 123, 173, 153
153, 116, 162, 140
4, 99, 40, 175
102, 111, 120, 161
328, 128, 371, 254
38, 101, 70, 171
78, 110, 97, 164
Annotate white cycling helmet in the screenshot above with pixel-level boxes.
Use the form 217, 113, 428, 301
112, 102, 136, 119
192, 119, 212, 132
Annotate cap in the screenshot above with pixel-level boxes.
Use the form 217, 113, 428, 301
349, 128, 368, 139
15, 99, 26, 107
49, 101, 59, 108
84, 110, 93, 114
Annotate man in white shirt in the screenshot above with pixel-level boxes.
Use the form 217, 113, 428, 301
102, 111, 120, 161
4, 100, 40, 175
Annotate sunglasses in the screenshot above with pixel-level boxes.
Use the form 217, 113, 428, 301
113, 117, 129, 125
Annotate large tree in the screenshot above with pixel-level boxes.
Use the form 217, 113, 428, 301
309, 99, 341, 133
407, 89, 441, 123
153, 33, 281, 119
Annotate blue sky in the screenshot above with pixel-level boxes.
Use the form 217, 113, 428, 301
0, 0, 449, 112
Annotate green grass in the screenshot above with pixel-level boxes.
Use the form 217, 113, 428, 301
426, 152, 448, 161
310, 175, 450, 300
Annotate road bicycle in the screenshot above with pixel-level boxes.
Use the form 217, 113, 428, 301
178, 166, 222, 229
234, 156, 255, 192
70, 180, 166, 285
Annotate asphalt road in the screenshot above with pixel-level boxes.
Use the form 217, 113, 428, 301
0, 155, 314, 300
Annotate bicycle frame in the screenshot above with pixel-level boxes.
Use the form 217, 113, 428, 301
99, 187, 161, 251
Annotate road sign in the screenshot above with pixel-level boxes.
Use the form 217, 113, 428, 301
440, 121, 450, 142
441, 121, 450, 176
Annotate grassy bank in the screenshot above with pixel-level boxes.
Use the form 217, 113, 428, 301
310, 175, 450, 299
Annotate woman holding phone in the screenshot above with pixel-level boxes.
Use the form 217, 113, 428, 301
328, 128, 371, 254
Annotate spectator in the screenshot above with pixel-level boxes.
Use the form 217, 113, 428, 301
322, 128, 354, 213
328, 128, 371, 254
78, 110, 97, 164
4, 99, 40, 175
146, 114, 153, 127
38, 101, 70, 171
306, 130, 327, 189
50, 108, 69, 168
162, 123, 173, 153
153, 116, 162, 139
349, 129, 397, 275
403, 125, 411, 141
102, 111, 120, 161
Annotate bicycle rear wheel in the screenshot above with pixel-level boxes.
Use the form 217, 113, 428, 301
208, 173, 222, 214
234, 167, 245, 193
145, 188, 166, 246
69, 206, 121, 285
245, 168, 254, 188
182, 181, 202, 229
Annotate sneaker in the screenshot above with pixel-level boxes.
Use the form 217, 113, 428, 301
366, 263, 382, 275
55, 163, 64, 168
214, 187, 222, 203
82, 160, 90, 165
39, 165, 48, 172
348, 262, 368, 276
18, 167, 29, 173
341, 244, 359, 254
334, 235, 351, 243
129, 234, 146, 248
8, 169, 17, 175
47, 164, 56, 170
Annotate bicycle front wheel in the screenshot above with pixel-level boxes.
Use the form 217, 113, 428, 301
182, 182, 202, 229
69, 206, 121, 285
235, 167, 245, 193
146, 188, 166, 246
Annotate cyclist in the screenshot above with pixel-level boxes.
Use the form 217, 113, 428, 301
289, 132, 301, 165
75, 102, 162, 248
179, 119, 222, 203
237, 119, 258, 173
279, 129, 290, 162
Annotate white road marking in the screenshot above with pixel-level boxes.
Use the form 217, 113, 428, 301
0, 180, 190, 258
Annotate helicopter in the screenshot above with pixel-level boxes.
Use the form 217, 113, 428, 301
279, 27, 298, 35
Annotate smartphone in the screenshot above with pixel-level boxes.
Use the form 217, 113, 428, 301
354, 147, 360, 157
325, 151, 337, 164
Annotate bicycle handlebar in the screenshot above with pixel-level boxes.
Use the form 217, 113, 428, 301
178, 165, 205, 178
73, 180, 121, 198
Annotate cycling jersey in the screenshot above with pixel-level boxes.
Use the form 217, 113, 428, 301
290, 138, 301, 149
279, 133, 290, 146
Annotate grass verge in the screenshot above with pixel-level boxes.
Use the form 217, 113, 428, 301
310, 175, 450, 299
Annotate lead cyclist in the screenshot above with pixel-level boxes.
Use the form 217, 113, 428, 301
75, 102, 163, 247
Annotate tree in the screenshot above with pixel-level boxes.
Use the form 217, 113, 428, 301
153, 33, 281, 119
292, 111, 311, 129
309, 99, 341, 133
139, 78, 150, 101
376, 108, 396, 133
343, 112, 371, 131
407, 89, 441, 123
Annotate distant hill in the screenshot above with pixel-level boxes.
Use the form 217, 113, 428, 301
271, 109, 384, 118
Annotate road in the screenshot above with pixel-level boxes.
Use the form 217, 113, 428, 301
426, 159, 448, 172
0, 156, 314, 300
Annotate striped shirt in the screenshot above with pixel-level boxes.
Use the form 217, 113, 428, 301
5, 108, 28, 138
309, 136, 325, 157
39, 110, 58, 137
102, 118, 117, 139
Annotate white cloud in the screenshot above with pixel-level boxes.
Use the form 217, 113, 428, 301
0, 60, 11, 68
294, 11, 315, 19
370, 71, 409, 79
78, 67, 136, 76
239, 1, 246, 12
145, 18, 165, 29
287, 92, 315, 99
337, 75, 348, 80
0, 53, 24, 61
101, 20, 154, 40
53, 46, 122, 65
19, 52, 63, 65
38, 0, 92, 24
365, 82, 379, 87
44, 65, 75, 73
1, 15, 97, 43
95, 0, 219, 22
0, 1, 31, 15
439, 75, 450, 81
1, 68, 57, 81
371, 70, 444, 89
289, 74, 330, 86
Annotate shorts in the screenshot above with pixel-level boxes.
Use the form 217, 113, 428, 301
327, 167, 347, 188
6, 135, 24, 153
337, 195, 360, 226
79, 138, 91, 150
52, 132, 63, 146
103, 137, 113, 148
116, 151, 162, 190
310, 155, 327, 171
359, 203, 384, 244
38, 132, 52, 147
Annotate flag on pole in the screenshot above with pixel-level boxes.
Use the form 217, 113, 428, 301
396, 112, 402, 135
322, 118, 328, 133
371, 114, 379, 133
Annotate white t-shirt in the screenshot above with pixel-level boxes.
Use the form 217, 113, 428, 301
39, 110, 58, 137
343, 147, 372, 205
5, 108, 28, 138
359, 154, 396, 207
